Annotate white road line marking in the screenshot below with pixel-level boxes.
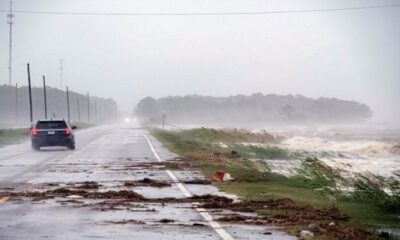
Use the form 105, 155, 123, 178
0, 196, 10, 203
143, 134, 234, 240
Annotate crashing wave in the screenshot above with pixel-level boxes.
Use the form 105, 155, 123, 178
282, 137, 399, 156
390, 144, 400, 155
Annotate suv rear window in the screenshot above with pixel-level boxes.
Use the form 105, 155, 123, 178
36, 121, 67, 129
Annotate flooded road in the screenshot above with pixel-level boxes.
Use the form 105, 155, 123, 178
0, 123, 294, 240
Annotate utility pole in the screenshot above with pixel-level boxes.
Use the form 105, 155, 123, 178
27, 63, 33, 125
87, 92, 90, 123
94, 101, 97, 123
66, 87, 70, 124
59, 59, 64, 89
77, 99, 81, 122
99, 102, 103, 122
43, 75, 48, 119
162, 114, 167, 129
15, 83, 18, 122
7, 0, 14, 86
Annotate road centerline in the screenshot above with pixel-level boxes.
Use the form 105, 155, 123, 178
143, 134, 235, 240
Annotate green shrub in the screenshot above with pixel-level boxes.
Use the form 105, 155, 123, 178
351, 173, 400, 214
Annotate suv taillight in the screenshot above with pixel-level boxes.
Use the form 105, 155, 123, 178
65, 127, 72, 135
31, 128, 38, 136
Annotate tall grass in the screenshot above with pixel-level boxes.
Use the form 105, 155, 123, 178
294, 157, 346, 195
229, 144, 293, 160
293, 157, 400, 215
154, 128, 277, 144
152, 129, 218, 154
351, 173, 400, 214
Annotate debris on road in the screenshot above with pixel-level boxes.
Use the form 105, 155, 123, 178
67, 195, 83, 199
0, 181, 370, 239
299, 230, 314, 239
123, 178, 171, 188
204, 198, 349, 222
222, 173, 234, 181
0, 188, 233, 204
2, 188, 146, 201
182, 179, 211, 185
192, 223, 206, 227
188, 194, 233, 204
75, 181, 101, 189
0, 156, 371, 240
159, 219, 175, 223
104, 219, 145, 225
212, 171, 234, 182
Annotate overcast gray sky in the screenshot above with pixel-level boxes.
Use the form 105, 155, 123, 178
0, 0, 399, 125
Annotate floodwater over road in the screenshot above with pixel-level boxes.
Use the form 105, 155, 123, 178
0, 123, 294, 240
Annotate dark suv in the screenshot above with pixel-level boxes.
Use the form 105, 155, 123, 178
31, 120, 76, 150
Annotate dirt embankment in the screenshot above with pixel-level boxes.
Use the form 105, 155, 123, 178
201, 198, 371, 240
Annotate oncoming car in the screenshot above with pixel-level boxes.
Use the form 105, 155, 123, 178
31, 119, 76, 150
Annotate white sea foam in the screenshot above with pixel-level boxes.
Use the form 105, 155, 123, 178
282, 136, 399, 156
271, 134, 400, 176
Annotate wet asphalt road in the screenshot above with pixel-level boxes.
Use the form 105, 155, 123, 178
0, 123, 295, 240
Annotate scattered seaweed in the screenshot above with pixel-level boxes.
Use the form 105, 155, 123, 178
104, 219, 145, 225
123, 178, 171, 188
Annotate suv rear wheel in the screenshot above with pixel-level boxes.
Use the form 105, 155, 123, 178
68, 142, 75, 150
32, 143, 40, 151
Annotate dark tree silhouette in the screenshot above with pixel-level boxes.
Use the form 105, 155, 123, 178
135, 93, 372, 125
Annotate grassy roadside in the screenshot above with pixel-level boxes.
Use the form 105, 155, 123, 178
0, 128, 30, 147
152, 128, 400, 239
0, 122, 96, 148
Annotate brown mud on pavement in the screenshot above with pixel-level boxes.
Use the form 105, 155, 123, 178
123, 178, 172, 187
0, 186, 234, 205
104, 219, 146, 225
1, 186, 371, 240
2, 188, 146, 201
74, 181, 101, 189
0, 126, 297, 240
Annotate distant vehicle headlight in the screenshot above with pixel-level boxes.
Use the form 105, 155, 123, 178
124, 118, 131, 123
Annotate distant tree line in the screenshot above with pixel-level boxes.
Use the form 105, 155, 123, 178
0, 84, 118, 126
135, 93, 372, 125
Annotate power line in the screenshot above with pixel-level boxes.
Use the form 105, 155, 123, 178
0, 3, 400, 16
